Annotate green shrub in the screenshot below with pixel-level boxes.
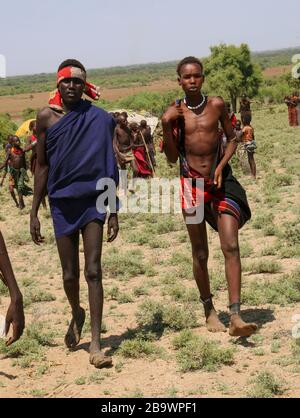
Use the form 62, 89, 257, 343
172, 331, 234, 372
248, 371, 286, 398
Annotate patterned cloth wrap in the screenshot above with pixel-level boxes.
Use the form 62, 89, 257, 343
9, 167, 33, 196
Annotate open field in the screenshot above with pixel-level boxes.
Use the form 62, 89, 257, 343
0, 104, 300, 398
0, 80, 178, 120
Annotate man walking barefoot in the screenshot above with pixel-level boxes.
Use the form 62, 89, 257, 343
162, 57, 257, 338
30, 59, 119, 368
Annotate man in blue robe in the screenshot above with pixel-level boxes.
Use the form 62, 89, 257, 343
30, 59, 119, 369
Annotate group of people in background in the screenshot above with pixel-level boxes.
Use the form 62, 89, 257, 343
112, 112, 156, 190
222, 95, 257, 179
284, 92, 300, 127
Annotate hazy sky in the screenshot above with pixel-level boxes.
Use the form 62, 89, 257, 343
1, 0, 300, 76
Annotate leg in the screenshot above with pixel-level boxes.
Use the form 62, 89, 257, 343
217, 214, 257, 337
18, 192, 25, 210
81, 220, 112, 368
9, 185, 19, 208
247, 153, 257, 179
185, 215, 226, 333
56, 232, 85, 348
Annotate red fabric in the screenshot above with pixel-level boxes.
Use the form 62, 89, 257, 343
288, 107, 298, 126
133, 147, 153, 177
31, 134, 37, 144
230, 113, 237, 128
49, 66, 100, 112
11, 147, 24, 156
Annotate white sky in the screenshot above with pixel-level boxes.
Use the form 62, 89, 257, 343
1, 0, 300, 76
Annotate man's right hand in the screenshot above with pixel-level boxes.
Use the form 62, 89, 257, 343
30, 214, 44, 245
162, 101, 184, 125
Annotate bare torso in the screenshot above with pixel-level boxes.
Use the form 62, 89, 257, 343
179, 97, 224, 177
115, 126, 133, 153
9, 149, 26, 170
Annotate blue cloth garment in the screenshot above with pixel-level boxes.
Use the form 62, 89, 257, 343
46, 100, 119, 238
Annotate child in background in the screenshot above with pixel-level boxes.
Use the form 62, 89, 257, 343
242, 114, 257, 179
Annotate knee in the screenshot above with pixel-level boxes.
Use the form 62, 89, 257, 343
221, 242, 240, 258
63, 271, 79, 284
85, 265, 102, 283
193, 248, 209, 263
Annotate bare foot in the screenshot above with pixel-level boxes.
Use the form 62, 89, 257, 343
229, 314, 257, 338
64, 307, 86, 349
206, 309, 227, 333
90, 350, 113, 369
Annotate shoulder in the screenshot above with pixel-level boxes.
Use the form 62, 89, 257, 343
37, 107, 53, 119
209, 96, 226, 109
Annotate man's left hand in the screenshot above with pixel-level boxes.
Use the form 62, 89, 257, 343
214, 167, 223, 190
107, 214, 119, 243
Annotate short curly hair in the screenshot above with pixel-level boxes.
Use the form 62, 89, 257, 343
58, 59, 86, 73
177, 56, 204, 77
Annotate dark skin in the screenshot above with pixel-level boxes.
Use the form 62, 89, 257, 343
0, 137, 26, 209
162, 62, 257, 338
0, 231, 25, 346
30, 75, 119, 368
113, 116, 136, 169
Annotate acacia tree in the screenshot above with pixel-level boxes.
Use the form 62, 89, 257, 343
204, 44, 262, 112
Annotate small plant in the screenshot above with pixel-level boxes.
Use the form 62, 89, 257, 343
244, 260, 281, 275
118, 338, 162, 359
172, 331, 234, 373
248, 371, 286, 398
135, 300, 198, 333
0, 323, 55, 368
251, 213, 274, 231
242, 270, 300, 306
133, 286, 149, 297
89, 371, 105, 384
24, 288, 56, 308
75, 377, 86, 386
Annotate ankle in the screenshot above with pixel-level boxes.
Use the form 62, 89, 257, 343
229, 302, 241, 317
200, 294, 215, 316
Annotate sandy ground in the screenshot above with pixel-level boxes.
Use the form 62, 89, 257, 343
0, 104, 300, 399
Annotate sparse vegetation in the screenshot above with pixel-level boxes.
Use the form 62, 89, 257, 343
248, 371, 286, 398
172, 331, 235, 372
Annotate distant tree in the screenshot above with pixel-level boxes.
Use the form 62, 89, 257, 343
204, 44, 262, 112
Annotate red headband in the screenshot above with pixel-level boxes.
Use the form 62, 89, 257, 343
49, 66, 100, 112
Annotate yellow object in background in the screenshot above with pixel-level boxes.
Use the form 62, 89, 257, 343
15, 119, 35, 138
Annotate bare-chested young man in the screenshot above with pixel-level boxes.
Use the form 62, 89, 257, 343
30, 59, 119, 368
162, 56, 257, 338
140, 120, 156, 169
113, 114, 136, 171
0, 136, 32, 209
